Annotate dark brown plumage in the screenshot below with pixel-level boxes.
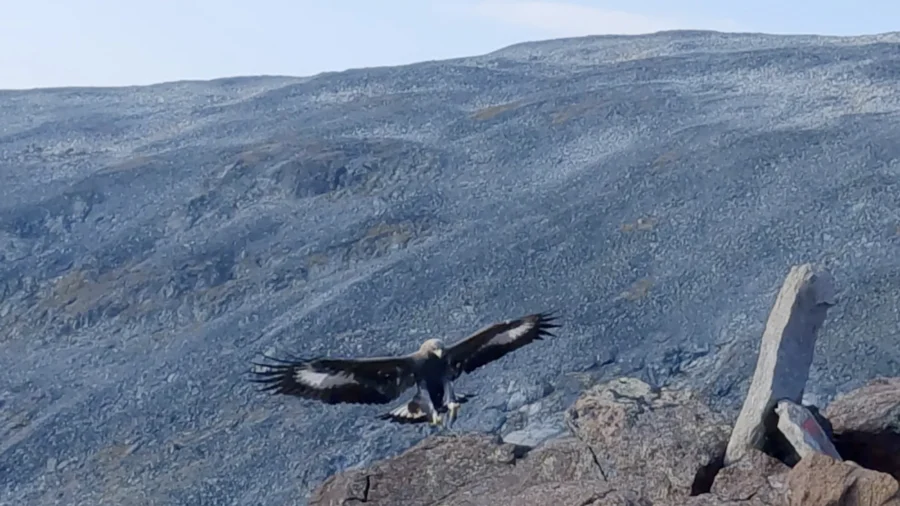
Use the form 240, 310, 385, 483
249, 311, 560, 427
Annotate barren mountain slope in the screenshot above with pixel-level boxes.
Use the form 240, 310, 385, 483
1, 30, 900, 506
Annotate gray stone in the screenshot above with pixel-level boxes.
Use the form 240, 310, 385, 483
506, 391, 528, 411
724, 263, 837, 465
502, 418, 564, 447
774, 399, 842, 461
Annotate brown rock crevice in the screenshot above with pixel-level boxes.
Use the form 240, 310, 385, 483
831, 430, 900, 481
692, 451, 727, 496
825, 377, 900, 481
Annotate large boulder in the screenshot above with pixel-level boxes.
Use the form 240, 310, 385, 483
709, 448, 789, 504
784, 453, 900, 506
685, 452, 900, 506
564, 377, 733, 502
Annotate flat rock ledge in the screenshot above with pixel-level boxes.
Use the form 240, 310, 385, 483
309, 375, 900, 506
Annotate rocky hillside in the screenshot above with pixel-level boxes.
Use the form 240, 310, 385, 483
2, 30, 900, 505
310, 376, 900, 506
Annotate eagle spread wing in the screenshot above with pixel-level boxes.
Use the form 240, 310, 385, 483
445, 311, 559, 378
249, 351, 419, 405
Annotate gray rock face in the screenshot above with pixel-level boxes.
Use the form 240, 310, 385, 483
2, 29, 900, 505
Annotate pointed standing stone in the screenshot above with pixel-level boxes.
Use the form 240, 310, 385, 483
724, 263, 837, 466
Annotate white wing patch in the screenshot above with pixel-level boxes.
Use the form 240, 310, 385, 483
295, 369, 358, 389
491, 320, 535, 345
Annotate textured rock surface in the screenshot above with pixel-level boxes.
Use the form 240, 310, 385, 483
785, 453, 900, 506
311, 378, 900, 506
710, 448, 789, 504
826, 377, 900, 434
3, 30, 900, 505
565, 377, 732, 502
312, 377, 728, 506
774, 399, 842, 461
309, 434, 636, 506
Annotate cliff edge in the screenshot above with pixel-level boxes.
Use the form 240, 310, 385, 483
310, 375, 900, 506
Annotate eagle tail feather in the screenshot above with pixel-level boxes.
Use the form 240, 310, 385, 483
377, 397, 431, 424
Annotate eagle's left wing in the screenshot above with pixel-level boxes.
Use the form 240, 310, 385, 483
444, 311, 560, 379
249, 352, 419, 405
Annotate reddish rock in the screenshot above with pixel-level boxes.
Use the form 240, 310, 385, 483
565, 377, 732, 502
308, 433, 642, 506
711, 448, 790, 504
785, 453, 900, 506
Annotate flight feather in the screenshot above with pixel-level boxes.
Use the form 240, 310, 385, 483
445, 311, 560, 378
249, 352, 418, 405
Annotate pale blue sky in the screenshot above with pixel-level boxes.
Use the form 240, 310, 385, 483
2, 0, 897, 90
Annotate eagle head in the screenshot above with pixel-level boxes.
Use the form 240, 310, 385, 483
419, 338, 445, 358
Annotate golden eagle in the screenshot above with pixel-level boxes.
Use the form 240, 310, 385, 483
249, 311, 559, 427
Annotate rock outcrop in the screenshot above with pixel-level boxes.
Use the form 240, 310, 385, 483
825, 377, 900, 482
309, 376, 900, 506
565, 377, 731, 502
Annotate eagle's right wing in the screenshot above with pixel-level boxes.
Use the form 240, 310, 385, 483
444, 311, 560, 379
249, 352, 419, 405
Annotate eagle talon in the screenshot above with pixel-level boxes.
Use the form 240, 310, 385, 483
447, 402, 461, 424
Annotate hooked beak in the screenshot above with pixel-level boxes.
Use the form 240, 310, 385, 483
433, 349, 443, 358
